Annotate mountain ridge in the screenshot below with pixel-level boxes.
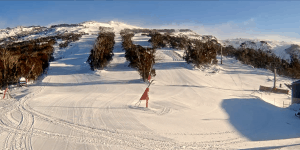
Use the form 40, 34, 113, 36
1, 20, 299, 61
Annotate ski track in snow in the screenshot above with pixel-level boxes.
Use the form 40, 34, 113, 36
0, 24, 299, 150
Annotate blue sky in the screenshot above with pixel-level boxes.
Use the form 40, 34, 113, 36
0, 1, 299, 42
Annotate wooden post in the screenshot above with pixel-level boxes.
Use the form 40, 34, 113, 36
146, 100, 148, 108
3, 88, 8, 99
274, 68, 276, 89
221, 46, 223, 65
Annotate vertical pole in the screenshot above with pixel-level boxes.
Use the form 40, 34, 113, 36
144, 68, 145, 81
274, 68, 276, 89
221, 46, 223, 65
3, 88, 8, 99
146, 100, 148, 108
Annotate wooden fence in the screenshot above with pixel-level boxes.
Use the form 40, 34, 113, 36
259, 85, 289, 94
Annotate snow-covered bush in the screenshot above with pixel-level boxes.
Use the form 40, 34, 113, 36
58, 32, 86, 49
149, 32, 218, 67
220, 45, 300, 79
184, 39, 218, 67
99, 26, 114, 33
87, 31, 115, 70
50, 23, 83, 28
120, 29, 156, 82
148, 32, 166, 49
149, 32, 189, 50
120, 29, 135, 51
0, 38, 55, 88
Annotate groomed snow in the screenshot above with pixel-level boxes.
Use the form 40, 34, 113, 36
0, 21, 300, 150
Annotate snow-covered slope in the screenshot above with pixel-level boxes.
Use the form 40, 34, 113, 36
2, 21, 298, 62
219, 38, 300, 61
167, 29, 218, 42
0, 25, 47, 39
0, 21, 142, 45
161, 30, 299, 61
1, 21, 142, 61
0, 21, 299, 150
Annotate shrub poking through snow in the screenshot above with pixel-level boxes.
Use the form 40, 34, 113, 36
219, 45, 300, 79
99, 26, 114, 33
0, 38, 55, 88
121, 28, 177, 34
149, 32, 218, 67
148, 31, 166, 49
0, 32, 86, 50
50, 23, 83, 28
87, 31, 115, 70
184, 39, 218, 67
146, 30, 300, 79
58, 32, 86, 49
120, 29, 135, 51
120, 29, 156, 82
149, 31, 189, 50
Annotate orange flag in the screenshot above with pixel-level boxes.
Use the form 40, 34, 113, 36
140, 88, 149, 100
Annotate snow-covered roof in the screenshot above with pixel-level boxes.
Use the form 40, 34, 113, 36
19, 77, 26, 81
293, 80, 300, 85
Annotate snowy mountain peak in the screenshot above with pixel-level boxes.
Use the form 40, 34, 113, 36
108, 21, 118, 25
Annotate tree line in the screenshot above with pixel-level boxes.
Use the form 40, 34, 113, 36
149, 31, 218, 67
0, 32, 86, 88
220, 45, 300, 79
87, 28, 115, 70
0, 38, 55, 88
58, 32, 87, 49
148, 31, 300, 79
0, 23, 86, 46
120, 29, 156, 82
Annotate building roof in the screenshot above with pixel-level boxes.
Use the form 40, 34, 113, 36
292, 80, 300, 85
19, 77, 26, 81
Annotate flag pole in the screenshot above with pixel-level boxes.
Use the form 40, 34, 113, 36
147, 80, 154, 88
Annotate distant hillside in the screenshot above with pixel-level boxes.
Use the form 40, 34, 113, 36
1, 20, 299, 62
0, 21, 141, 45
217, 38, 300, 62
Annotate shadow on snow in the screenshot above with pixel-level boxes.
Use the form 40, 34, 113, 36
239, 143, 300, 150
166, 84, 253, 92
221, 97, 300, 141
31, 78, 144, 87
